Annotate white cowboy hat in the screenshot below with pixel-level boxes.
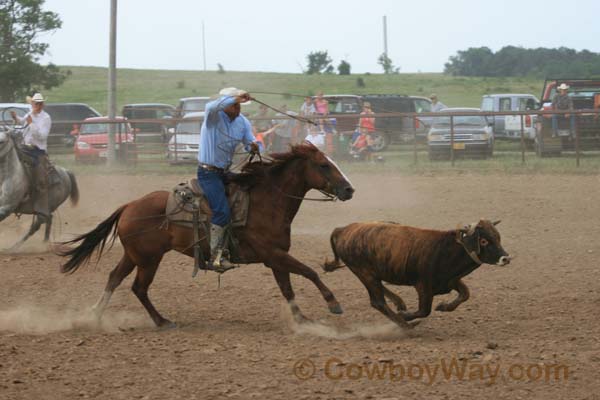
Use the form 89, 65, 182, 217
26, 93, 45, 104
31, 93, 45, 102
557, 83, 570, 91
219, 87, 251, 104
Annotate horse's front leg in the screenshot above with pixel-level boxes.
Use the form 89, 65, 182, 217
270, 269, 310, 323
0, 204, 16, 222
265, 250, 343, 316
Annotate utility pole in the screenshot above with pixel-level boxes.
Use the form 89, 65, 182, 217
107, 0, 117, 166
383, 15, 388, 57
202, 21, 207, 71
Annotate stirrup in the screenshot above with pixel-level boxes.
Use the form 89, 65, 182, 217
205, 249, 238, 274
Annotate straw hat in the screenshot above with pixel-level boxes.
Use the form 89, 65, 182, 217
219, 87, 251, 104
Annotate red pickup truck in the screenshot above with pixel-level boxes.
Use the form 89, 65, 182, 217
536, 79, 600, 156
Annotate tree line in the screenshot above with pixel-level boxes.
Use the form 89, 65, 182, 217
0, 0, 68, 102
444, 46, 600, 78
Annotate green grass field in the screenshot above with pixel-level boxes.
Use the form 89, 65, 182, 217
44, 66, 545, 115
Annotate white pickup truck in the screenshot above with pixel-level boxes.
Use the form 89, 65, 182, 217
481, 94, 540, 141
504, 113, 537, 140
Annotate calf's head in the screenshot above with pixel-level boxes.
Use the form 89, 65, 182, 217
457, 219, 510, 266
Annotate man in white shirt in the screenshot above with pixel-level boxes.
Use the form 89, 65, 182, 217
11, 93, 52, 218
430, 94, 447, 112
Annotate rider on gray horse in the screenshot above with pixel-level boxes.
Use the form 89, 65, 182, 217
11, 92, 52, 219
197, 87, 261, 270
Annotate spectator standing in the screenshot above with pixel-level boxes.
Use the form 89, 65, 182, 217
300, 96, 316, 117
272, 105, 298, 152
299, 96, 316, 139
430, 94, 447, 112
314, 92, 329, 115
252, 104, 272, 134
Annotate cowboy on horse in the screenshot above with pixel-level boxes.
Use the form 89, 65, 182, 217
197, 87, 261, 270
10, 92, 52, 219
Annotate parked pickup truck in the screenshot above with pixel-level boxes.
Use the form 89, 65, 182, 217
535, 78, 600, 157
480, 94, 539, 141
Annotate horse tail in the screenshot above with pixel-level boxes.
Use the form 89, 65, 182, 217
67, 170, 80, 206
57, 205, 126, 274
322, 227, 346, 272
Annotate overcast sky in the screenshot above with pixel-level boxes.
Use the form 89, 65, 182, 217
40, 0, 600, 74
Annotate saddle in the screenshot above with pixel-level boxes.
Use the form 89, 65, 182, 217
16, 146, 60, 187
165, 179, 250, 229
165, 179, 250, 274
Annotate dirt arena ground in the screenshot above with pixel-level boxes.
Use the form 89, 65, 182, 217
1, 171, 599, 400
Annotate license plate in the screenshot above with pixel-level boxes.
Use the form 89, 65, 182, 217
99, 151, 107, 158
453, 143, 465, 150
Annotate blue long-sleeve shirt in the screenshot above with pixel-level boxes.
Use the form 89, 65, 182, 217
197, 96, 257, 169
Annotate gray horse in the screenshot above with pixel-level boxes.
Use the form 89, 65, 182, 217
0, 128, 79, 250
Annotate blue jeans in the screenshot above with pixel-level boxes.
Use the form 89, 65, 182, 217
551, 114, 576, 134
197, 167, 230, 227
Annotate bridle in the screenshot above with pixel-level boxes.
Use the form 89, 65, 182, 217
248, 150, 341, 202
274, 185, 338, 202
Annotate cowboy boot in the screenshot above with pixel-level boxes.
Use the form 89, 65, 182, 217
33, 156, 50, 219
209, 224, 235, 272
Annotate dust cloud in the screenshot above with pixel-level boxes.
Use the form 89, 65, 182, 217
282, 305, 407, 340
0, 304, 152, 335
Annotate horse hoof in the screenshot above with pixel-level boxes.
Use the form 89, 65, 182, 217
407, 320, 421, 329
292, 313, 312, 324
328, 303, 343, 315
158, 320, 177, 330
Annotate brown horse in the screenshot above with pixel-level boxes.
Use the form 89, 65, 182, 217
58, 143, 354, 328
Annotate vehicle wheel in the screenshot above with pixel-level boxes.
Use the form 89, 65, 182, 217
369, 133, 390, 152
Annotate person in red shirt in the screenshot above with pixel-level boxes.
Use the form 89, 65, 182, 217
358, 102, 375, 133
350, 130, 373, 161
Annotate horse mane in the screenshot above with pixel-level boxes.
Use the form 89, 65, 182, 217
229, 142, 320, 187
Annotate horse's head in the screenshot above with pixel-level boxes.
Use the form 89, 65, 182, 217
298, 142, 355, 201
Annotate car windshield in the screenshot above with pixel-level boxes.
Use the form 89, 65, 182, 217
176, 121, 200, 134
183, 100, 209, 113
80, 123, 128, 134
433, 115, 486, 127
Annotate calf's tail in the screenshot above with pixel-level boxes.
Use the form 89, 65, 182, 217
322, 228, 346, 272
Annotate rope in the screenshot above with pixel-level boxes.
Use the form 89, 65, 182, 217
250, 97, 317, 126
